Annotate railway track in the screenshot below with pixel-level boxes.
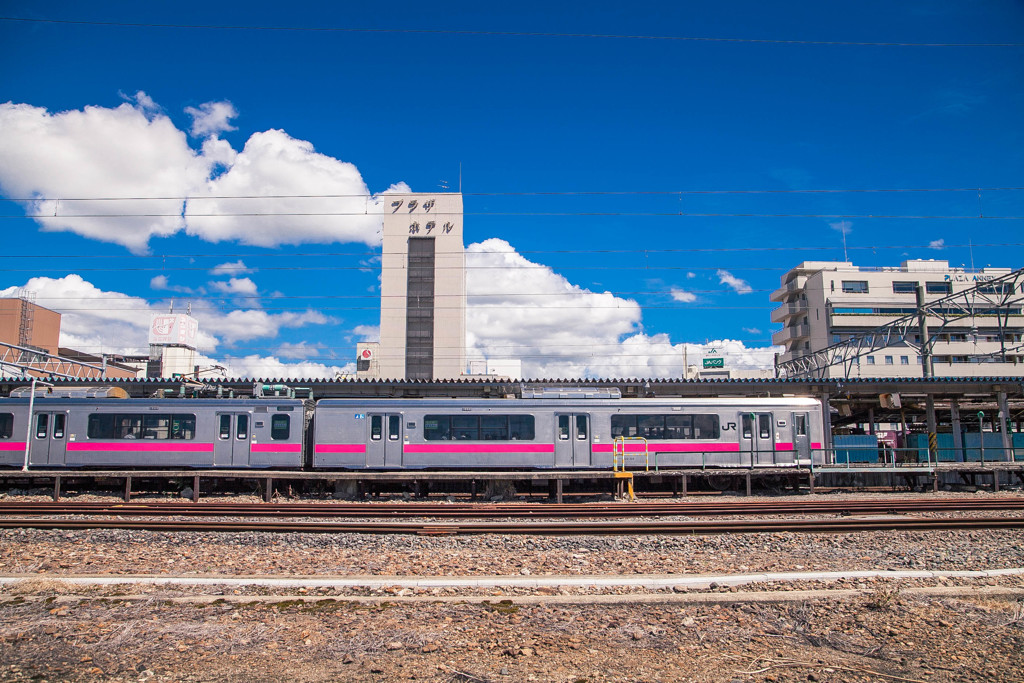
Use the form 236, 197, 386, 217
0, 515, 1021, 535
0, 497, 1022, 519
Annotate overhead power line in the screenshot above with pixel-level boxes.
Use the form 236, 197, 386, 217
5, 211, 1021, 220
3, 186, 1021, 202
3, 17, 1021, 47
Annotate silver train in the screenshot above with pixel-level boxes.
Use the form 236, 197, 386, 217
0, 394, 825, 470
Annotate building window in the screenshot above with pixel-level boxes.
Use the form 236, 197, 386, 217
405, 237, 436, 380
842, 280, 869, 293
866, 356, 875, 365
900, 356, 909, 365
892, 281, 917, 293
884, 356, 894, 365
917, 356, 922, 364
926, 281, 952, 295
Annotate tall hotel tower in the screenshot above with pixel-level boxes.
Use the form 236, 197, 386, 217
370, 192, 466, 380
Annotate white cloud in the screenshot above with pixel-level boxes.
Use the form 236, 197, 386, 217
0, 97, 207, 253
150, 275, 169, 290
829, 220, 852, 236
716, 269, 753, 295
466, 239, 642, 378
211, 277, 258, 295
276, 341, 328, 360
185, 129, 381, 248
743, 327, 762, 335
184, 100, 238, 137
0, 275, 158, 355
211, 260, 255, 276
686, 272, 696, 279
929, 238, 945, 250
150, 274, 194, 293
191, 307, 334, 346
0, 96, 397, 252
352, 324, 380, 342
219, 355, 354, 380
670, 287, 696, 303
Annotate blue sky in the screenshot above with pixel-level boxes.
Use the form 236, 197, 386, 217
1, 2, 1022, 378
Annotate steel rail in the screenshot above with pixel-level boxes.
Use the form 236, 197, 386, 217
0, 498, 1023, 518
0, 516, 1022, 535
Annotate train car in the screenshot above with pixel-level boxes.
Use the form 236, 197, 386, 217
0, 396, 305, 469
313, 395, 825, 469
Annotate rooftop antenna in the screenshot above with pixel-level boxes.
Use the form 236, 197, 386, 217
168, 299, 174, 314
969, 238, 976, 272
841, 224, 848, 262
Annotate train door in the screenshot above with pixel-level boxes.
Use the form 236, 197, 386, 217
366, 413, 403, 468
214, 412, 252, 467
739, 412, 776, 466
554, 413, 591, 467
792, 412, 811, 464
30, 411, 67, 466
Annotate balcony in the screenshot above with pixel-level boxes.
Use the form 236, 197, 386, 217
769, 276, 807, 303
770, 302, 805, 324
771, 323, 810, 345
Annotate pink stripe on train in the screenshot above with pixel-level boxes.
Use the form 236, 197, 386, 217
314, 444, 367, 454
250, 443, 302, 453
592, 443, 741, 453
66, 442, 215, 452
404, 443, 555, 454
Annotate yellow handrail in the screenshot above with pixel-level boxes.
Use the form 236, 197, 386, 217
613, 436, 650, 471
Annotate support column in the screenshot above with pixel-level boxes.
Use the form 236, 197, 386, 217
950, 398, 963, 463
53, 475, 60, 502
745, 473, 752, 496
555, 478, 563, 504
997, 391, 1013, 461
821, 391, 833, 461
868, 407, 876, 435
193, 476, 200, 503
263, 477, 273, 503
681, 475, 688, 497
124, 476, 131, 503
926, 395, 938, 465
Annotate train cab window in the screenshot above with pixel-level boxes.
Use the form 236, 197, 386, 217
236, 415, 249, 441
35, 414, 48, 439
370, 415, 383, 441
0, 413, 13, 439
219, 415, 232, 440
795, 415, 807, 437
388, 415, 401, 441
575, 415, 588, 440
271, 414, 290, 440
741, 415, 753, 439
558, 415, 570, 441
758, 415, 772, 439
53, 414, 65, 439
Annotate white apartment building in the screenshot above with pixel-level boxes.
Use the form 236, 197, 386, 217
771, 260, 1023, 378
363, 192, 467, 380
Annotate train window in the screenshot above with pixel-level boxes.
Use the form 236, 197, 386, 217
693, 415, 720, 439
236, 415, 249, 440
576, 415, 588, 440
219, 415, 232, 440
271, 414, 290, 440
508, 415, 535, 440
639, 415, 665, 439
665, 415, 692, 439
425, 415, 536, 441
452, 415, 479, 440
53, 414, 65, 439
87, 413, 197, 440
758, 415, 772, 439
370, 415, 382, 441
611, 415, 638, 438
795, 415, 807, 436
35, 414, 48, 439
741, 415, 753, 439
0, 413, 13, 439
481, 415, 508, 440
388, 416, 401, 441
557, 415, 570, 441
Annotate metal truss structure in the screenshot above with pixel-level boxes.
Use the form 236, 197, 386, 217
0, 341, 108, 380
777, 267, 1024, 380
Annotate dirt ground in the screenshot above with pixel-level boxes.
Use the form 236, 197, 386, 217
1, 580, 1023, 682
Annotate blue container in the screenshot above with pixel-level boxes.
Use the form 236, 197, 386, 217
834, 435, 879, 464
963, 432, 1010, 462
905, 433, 959, 463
